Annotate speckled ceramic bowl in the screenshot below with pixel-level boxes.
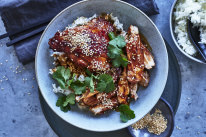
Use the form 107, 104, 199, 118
35, 0, 168, 132
170, 0, 206, 64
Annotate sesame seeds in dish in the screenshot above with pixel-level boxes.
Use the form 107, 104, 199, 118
48, 14, 155, 122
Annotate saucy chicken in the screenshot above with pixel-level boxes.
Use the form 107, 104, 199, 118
49, 14, 155, 115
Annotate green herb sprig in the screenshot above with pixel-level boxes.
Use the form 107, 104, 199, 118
118, 104, 135, 122
56, 93, 75, 112
107, 32, 128, 67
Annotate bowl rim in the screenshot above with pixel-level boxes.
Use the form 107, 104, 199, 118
35, 0, 168, 132
169, 0, 206, 64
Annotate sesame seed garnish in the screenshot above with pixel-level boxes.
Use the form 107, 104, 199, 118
1, 88, 4, 90
197, 116, 201, 118
5, 60, 8, 62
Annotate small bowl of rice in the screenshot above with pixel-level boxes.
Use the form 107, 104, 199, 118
170, 0, 206, 64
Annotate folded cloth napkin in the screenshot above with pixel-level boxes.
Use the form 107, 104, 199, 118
1, 0, 159, 64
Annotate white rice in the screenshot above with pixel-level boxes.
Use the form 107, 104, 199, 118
174, 0, 206, 55
50, 14, 124, 94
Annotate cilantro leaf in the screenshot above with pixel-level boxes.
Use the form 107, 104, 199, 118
108, 32, 116, 40
96, 74, 115, 93
116, 36, 126, 48
109, 35, 126, 49
107, 32, 128, 68
56, 96, 65, 107
118, 104, 135, 123
63, 93, 75, 107
52, 66, 71, 89
56, 95, 71, 112
70, 80, 86, 95
85, 76, 95, 93
67, 73, 76, 87
85, 69, 92, 76
112, 54, 128, 67
60, 105, 71, 112
107, 45, 122, 59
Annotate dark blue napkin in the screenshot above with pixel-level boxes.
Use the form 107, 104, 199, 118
1, 0, 159, 64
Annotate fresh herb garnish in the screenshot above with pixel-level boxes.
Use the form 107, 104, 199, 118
118, 104, 135, 122
52, 66, 71, 89
70, 80, 86, 95
107, 32, 128, 67
56, 94, 75, 112
85, 76, 94, 93
96, 74, 115, 93
63, 93, 75, 106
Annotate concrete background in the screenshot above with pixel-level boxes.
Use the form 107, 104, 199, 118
0, 0, 206, 136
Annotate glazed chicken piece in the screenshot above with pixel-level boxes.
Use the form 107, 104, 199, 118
129, 83, 138, 100
143, 47, 155, 69
139, 70, 150, 87
126, 25, 155, 84
90, 97, 118, 115
49, 16, 114, 72
90, 90, 118, 115
117, 68, 130, 104
76, 90, 99, 107
126, 25, 144, 83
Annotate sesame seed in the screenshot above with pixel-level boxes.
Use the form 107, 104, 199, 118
197, 116, 201, 118
1, 88, 4, 90
0, 63, 2, 65
5, 60, 8, 62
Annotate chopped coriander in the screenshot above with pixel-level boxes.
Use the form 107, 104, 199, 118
108, 32, 116, 40
118, 104, 135, 122
85, 76, 94, 93
70, 80, 86, 95
107, 45, 122, 59
52, 66, 71, 89
109, 35, 126, 49
63, 93, 75, 107
96, 74, 115, 93
107, 32, 128, 67
111, 54, 128, 67
85, 69, 92, 76
56, 95, 71, 112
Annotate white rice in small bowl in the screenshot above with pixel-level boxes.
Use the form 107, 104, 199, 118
170, 0, 206, 63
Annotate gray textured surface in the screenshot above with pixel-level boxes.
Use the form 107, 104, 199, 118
0, 0, 205, 137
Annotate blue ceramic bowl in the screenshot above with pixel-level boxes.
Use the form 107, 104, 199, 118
128, 97, 175, 137
35, 0, 168, 132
